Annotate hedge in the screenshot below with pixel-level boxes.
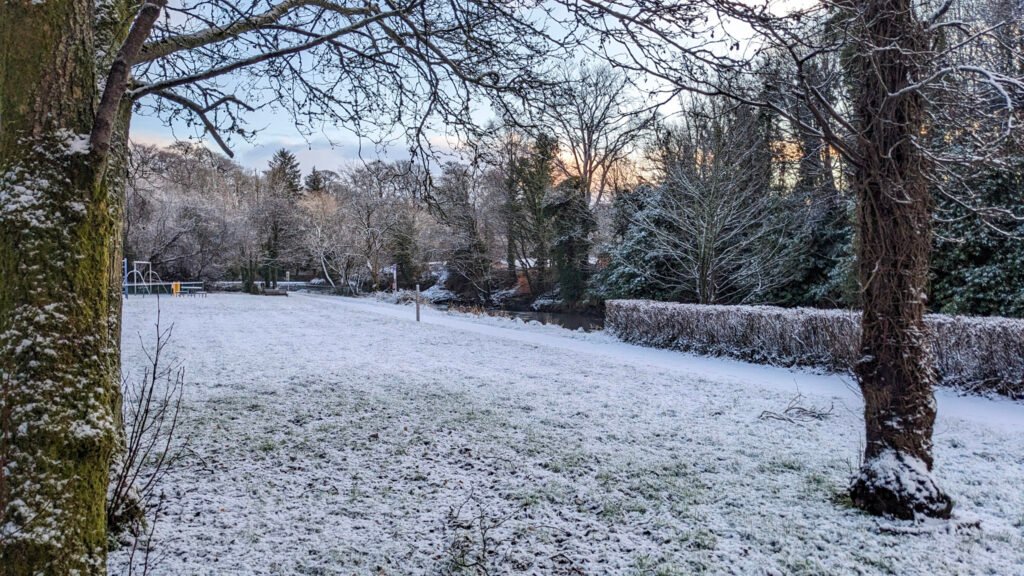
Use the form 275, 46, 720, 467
606, 300, 1024, 399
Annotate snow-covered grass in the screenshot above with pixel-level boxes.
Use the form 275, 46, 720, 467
110, 293, 1024, 575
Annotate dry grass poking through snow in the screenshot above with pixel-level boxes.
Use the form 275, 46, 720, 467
110, 294, 1024, 575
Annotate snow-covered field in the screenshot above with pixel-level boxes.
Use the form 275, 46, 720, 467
110, 293, 1024, 575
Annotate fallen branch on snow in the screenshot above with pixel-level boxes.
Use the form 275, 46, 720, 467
759, 394, 834, 424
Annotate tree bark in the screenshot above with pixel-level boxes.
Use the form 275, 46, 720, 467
0, 0, 122, 572
848, 0, 953, 519
101, 102, 136, 539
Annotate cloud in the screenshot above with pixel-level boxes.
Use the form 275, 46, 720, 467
129, 129, 180, 149
239, 137, 416, 172
129, 113, 464, 175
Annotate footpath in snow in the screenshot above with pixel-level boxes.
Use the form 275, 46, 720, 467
111, 293, 1024, 575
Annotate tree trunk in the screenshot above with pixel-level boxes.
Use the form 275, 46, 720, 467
848, 0, 953, 519
320, 256, 337, 288
102, 102, 136, 539
1, 0, 121, 572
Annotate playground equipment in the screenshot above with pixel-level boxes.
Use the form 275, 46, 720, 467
124, 260, 156, 294
170, 281, 207, 297
123, 260, 205, 297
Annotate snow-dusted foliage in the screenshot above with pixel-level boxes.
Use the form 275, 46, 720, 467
927, 315, 1024, 396
595, 101, 804, 305
126, 143, 260, 281
607, 300, 1024, 397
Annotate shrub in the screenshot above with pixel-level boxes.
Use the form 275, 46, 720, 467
606, 300, 1024, 398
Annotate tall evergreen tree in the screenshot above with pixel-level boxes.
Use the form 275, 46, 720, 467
931, 162, 1024, 317
505, 134, 558, 294
266, 149, 303, 198
260, 150, 302, 288
546, 178, 596, 305
593, 184, 672, 300
389, 212, 420, 288
304, 167, 329, 195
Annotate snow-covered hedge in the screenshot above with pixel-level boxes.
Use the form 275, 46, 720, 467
606, 300, 1024, 398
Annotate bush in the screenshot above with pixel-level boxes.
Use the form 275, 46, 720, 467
606, 300, 1024, 398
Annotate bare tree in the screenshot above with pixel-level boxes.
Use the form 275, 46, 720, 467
536, 63, 655, 206
621, 101, 798, 304
566, 0, 1023, 518
0, 1, 566, 571
298, 190, 344, 289
339, 161, 423, 291
296, 172, 371, 293
427, 162, 496, 302
125, 143, 253, 281
107, 308, 185, 543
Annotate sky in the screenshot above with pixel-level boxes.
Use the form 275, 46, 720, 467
127, 0, 784, 174
127, 1, 658, 173
130, 108, 410, 173
126, 0, 379, 172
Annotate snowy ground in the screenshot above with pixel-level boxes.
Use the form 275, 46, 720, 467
110, 293, 1024, 575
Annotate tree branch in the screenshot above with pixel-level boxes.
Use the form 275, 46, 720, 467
137, 0, 378, 64
91, 0, 169, 161
131, 8, 400, 99
150, 90, 239, 157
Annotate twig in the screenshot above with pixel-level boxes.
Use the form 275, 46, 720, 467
759, 393, 834, 424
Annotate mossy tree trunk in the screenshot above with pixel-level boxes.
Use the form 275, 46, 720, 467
1, 0, 140, 572
98, 0, 141, 437
99, 102, 135, 537
847, 0, 953, 519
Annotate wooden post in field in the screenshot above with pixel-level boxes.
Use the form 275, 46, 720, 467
416, 284, 421, 322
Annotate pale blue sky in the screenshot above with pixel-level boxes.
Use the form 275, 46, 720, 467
130, 106, 417, 173
127, 0, 764, 174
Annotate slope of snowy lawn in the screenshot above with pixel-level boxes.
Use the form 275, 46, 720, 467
110, 293, 1024, 575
